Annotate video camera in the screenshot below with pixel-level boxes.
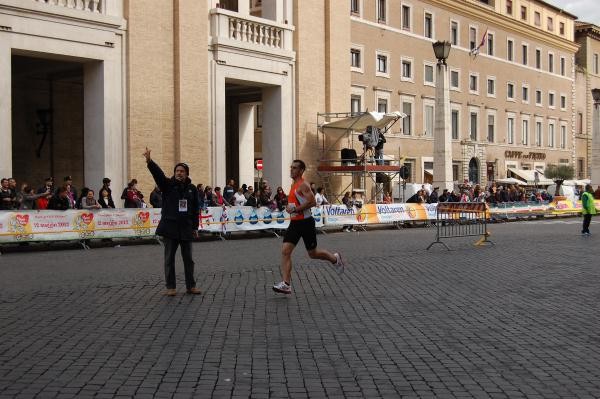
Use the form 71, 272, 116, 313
358, 125, 381, 149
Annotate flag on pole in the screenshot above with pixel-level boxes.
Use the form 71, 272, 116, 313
470, 28, 488, 58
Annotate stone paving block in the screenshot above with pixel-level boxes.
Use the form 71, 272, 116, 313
2, 222, 600, 397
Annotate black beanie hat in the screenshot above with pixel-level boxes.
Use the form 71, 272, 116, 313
174, 163, 189, 176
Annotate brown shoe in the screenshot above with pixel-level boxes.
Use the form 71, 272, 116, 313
165, 289, 177, 296
186, 287, 202, 295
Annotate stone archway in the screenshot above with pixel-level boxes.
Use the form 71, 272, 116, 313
461, 141, 487, 186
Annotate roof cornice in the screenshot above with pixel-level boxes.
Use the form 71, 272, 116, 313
575, 23, 600, 41
429, 0, 579, 53
531, 0, 578, 20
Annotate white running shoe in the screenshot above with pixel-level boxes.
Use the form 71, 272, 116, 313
333, 252, 346, 274
272, 281, 292, 294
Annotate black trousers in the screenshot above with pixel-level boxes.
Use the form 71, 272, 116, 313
163, 237, 196, 289
582, 214, 592, 234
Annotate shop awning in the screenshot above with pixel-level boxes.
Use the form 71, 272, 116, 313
322, 111, 406, 132
424, 169, 433, 176
562, 179, 591, 186
507, 168, 554, 185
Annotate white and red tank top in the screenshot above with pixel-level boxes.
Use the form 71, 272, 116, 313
288, 178, 312, 221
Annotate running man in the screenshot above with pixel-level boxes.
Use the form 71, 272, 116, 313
273, 160, 346, 295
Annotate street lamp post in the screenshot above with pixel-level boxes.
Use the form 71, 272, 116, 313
591, 88, 600, 186
432, 41, 454, 193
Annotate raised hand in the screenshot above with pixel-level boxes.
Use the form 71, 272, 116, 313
143, 147, 151, 162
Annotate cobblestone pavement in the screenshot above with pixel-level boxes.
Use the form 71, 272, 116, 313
1, 219, 600, 398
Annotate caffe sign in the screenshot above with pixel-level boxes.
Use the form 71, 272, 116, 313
504, 151, 546, 160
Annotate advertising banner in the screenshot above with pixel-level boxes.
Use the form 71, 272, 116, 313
197, 206, 324, 233
0, 207, 321, 242
320, 204, 372, 226
2, 200, 598, 243
0, 209, 161, 243
488, 202, 549, 218
549, 199, 600, 215
321, 203, 438, 226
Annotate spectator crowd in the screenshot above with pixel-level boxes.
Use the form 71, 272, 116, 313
403, 181, 600, 205
2, 175, 599, 212
0, 176, 127, 211
403, 182, 575, 205
0, 175, 330, 213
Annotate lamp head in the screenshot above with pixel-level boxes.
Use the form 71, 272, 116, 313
432, 41, 452, 65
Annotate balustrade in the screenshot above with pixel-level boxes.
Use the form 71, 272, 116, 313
34, 0, 103, 13
228, 17, 283, 48
212, 8, 293, 53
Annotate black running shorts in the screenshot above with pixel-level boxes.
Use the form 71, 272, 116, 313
283, 217, 317, 250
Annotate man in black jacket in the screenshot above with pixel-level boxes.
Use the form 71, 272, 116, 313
47, 186, 71, 210
98, 177, 115, 208
438, 189, 449, 202
428, 187, 439, 203
144, 147, 201, 296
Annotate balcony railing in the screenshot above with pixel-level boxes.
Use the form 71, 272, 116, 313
211, 8, 294, 54
34, 0, 104, 13
229, 16, 282, 48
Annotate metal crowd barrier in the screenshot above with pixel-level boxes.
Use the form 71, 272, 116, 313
427, 202, 493, 250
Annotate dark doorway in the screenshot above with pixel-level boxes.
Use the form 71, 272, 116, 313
468, 157, 480, 184
225, 83, 261, 187
219, 0, 238, 12
486, 162, 495, 182
11, 54, 84, 191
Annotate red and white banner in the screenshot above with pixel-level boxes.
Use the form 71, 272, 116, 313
0, 209, 161, 242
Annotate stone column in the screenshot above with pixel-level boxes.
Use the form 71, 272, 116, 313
237, 0, 250, 16
262, 85, 292, 191
592, 94, 600, 185
238, 103, 255, 187
83, 58, 124, 195
84, 61, 105, 190
213, 73, 227, 186
0, 42, 11, 179
432, 61, 453, 192
283, 0, 293, 24
262, 0, 283, 22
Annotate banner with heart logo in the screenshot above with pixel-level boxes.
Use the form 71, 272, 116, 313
0, 209, 161, 242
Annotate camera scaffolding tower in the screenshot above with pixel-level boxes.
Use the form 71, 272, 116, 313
316, 111, 406, 203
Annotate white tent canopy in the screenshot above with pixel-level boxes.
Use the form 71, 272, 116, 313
322, 111, 406, 132
496, 177, 526, 185
507, 168, 554, 185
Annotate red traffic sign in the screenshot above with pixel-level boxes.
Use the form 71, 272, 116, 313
255, 159, 263, 171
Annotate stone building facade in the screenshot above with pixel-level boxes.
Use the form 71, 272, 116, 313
0, 0, 126, 195
574, 22, 600, 182
1, 0, 598, 203
349, 0, 579, 190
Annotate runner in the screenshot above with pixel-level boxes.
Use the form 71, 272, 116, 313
273, 160, 346, 295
